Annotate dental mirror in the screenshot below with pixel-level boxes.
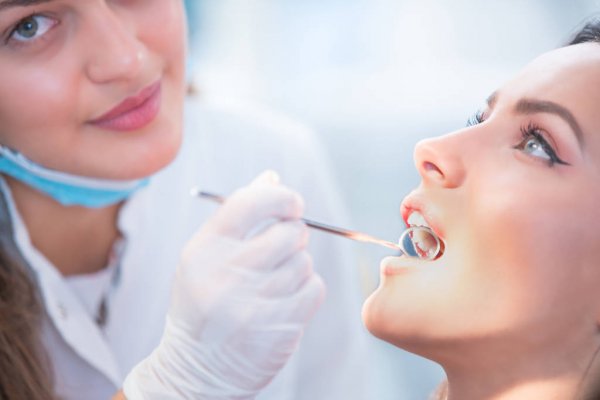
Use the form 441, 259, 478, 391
398, 226, 442, 260
191, 188, 443, 261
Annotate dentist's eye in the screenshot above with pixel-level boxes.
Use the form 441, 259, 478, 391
514, 123, 569, 166
466, 109, 485, 127
8, 14, 57, 44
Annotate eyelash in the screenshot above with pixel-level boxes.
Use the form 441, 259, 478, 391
515, 123, 569, 166
466, 110, 569, 167
466, 110, 484, 127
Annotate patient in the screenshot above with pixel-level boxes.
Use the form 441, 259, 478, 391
362, 18, 600, 400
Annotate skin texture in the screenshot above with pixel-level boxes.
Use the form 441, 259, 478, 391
0, 0, 187, 275
363, 43, 600, 399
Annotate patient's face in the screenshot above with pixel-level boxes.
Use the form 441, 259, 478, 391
362, 43, 600, 361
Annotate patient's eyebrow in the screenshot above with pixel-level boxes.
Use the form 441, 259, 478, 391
485, 91, 584, 148
486, 91, 498, 108
515, 98, 584, 147
0, 0, 52, 12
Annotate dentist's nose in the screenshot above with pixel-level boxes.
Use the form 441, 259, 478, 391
84, 9, 146, 83
414, 134, 466, 188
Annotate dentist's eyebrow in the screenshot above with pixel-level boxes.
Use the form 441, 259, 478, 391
515, 98, 585, 148
0, 0, 52, 12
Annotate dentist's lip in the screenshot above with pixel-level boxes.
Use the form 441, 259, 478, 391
89, 80, 161, 131
400, 193, 445, 241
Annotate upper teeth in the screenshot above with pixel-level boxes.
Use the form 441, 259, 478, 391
407, 211, 430, 228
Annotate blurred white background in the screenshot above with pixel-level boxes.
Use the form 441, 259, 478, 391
184, 1, 599, 398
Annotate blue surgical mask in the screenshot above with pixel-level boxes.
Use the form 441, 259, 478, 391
0, 146, 148, 208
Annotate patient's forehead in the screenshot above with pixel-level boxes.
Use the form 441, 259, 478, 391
500, 43, 600, 146
506, 42, 600, 98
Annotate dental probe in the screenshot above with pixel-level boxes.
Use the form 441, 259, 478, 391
190, 188, 404, 252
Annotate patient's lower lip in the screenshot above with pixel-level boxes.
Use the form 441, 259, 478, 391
383, 264, 405, 275
380, 258, 411, 276
90, 81, 161, 131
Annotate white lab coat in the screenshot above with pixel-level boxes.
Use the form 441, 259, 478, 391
2, 97, 371, 399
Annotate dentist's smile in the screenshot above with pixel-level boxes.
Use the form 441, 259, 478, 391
89, 80, 162, 132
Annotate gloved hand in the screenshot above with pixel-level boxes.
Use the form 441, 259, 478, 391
122, 171, 326, 399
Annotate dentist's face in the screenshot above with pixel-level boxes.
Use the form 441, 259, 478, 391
363, 43, 600, 362
0, 0, 187, 179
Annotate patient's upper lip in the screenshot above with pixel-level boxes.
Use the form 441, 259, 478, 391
89, 80, 161, 130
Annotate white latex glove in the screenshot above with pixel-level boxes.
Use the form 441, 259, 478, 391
123, 171, 325, 399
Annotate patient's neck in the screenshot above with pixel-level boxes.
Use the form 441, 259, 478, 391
433, 336, 600, 400
445, 371, 582, 400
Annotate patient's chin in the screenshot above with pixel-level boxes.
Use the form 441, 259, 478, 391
361, 288, 403, 344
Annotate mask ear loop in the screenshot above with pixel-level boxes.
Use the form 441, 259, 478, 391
95, 239, 126, 328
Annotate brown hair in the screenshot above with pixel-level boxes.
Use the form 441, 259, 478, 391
0, 254, 54, 399
0, 187, 54, 399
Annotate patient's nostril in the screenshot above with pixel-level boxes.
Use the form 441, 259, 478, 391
423, 161, 443, 176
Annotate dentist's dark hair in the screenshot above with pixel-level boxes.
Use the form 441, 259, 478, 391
0, 185, 54, 399
0, 249, 54, 399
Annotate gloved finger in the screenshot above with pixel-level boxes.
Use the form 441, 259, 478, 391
284, 273, 326, 322
231, 220, 309, 270
256, 251, 314, 297
250, 169, 280, 186
258, 273, 326, 325
205, 184, 305, 239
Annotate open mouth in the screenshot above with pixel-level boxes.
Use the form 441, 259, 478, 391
405, 210, 445, 260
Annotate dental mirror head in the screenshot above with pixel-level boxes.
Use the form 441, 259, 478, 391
398, 226, 443, 260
